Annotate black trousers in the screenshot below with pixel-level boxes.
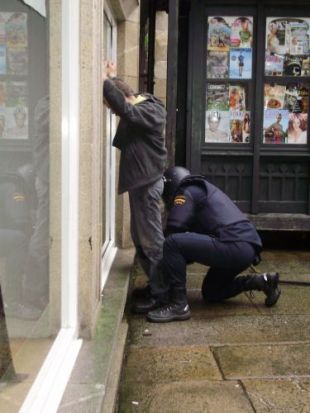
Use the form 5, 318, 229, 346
163, 232, 257, 301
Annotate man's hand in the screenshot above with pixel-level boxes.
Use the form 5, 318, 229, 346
103, 60, 117, 81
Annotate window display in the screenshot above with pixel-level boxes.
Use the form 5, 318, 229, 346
206, 82, 250, 143
263, 82, 308, 144
263, 17, 309, 144
206, 16, 253, 144
265, 17, 310, 76
207, 16, 253, 79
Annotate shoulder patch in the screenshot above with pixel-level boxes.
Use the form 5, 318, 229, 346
174, 195, 186, 206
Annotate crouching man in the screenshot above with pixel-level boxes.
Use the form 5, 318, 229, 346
146, 166, 281, 323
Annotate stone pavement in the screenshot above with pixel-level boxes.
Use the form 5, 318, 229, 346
117, 250, 310, 413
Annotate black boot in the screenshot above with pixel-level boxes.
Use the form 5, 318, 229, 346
131, 284, 151, 300
146, 288, 191, 323
131, 292, 168, 314
239, 272, 281, 307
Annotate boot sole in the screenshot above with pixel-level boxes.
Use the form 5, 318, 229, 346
146, 311, 191, 323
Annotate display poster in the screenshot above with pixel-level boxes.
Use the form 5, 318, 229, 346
0, 12, 28, 140
229, 48, 252, 79
265, 17, 310, 76
207, 16, 253, 79
206, 82, 250, 143
263, 83, 308, 144
207, 51, 229, 79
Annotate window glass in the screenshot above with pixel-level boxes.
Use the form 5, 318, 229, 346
0, 0, 54, 408
263, 82, 309, 144
206, 16, 253, 143
265, 18, 310, 76
263, 17, 309, 144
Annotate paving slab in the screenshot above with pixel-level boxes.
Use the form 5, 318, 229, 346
185, 284, 310, 317
213, 343, 310, 379
186, 249, 310, 278
252, 285, 310, 315
129, 315, 310, 347
119, 380, 254, 413
242, 378, 310, 413
120, 249, 310, 412
123, 345, 221, 384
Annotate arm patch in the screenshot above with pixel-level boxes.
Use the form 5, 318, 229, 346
174, 195, 186, 206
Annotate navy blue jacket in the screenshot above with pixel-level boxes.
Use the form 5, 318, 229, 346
103, 79, 167, 194
166, 176, 262, 250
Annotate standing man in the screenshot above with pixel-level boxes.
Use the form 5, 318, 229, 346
102, 61, 167, 312
146, 167, 281, 323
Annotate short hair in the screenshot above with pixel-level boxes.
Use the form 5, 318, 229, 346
111, 77, 135, 97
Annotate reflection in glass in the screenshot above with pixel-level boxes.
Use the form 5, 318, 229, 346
0, 0, 50, 395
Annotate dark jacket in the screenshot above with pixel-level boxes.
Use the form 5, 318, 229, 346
103, 79, 167, 194
166, 175, 262, 250
0, 173, 31, 233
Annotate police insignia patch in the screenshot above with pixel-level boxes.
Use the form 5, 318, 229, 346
174, 195, 186, 206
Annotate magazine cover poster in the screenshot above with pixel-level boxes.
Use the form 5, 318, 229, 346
230, 118, 243, 143
230, 17, 253, 48
5, 106, 28, 140
266, 18, 290, 55
289, 19, 309, 55
264, 83, 286, 109
287, 112, 308, 144
6, 81, 27, 107
207, 50, 229, 78
7, 47, 27, 75
298, 85, 309, 113
205, 110, 230, 143
263, 109, 289, 143
206, 83, 229, 111
229, 48, 252, 79
230, 110, 251, 143
265, 53, 284, 76
229, 85, 246, 111
207, 17, 231, 52
284, 84, 309, 113
5, 12, 27, 48
301, 56, 310, 76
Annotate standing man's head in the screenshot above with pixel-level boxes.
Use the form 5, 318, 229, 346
102, 60, 137, 108
111, 78, 135, 98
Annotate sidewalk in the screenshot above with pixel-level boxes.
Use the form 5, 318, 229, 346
117, 249, 310, 412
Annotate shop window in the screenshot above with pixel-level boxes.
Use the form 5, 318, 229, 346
263, 17, 309, 145
205, 12, 310, 147
0, 0, 52, 407
206, 15, 254, 144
